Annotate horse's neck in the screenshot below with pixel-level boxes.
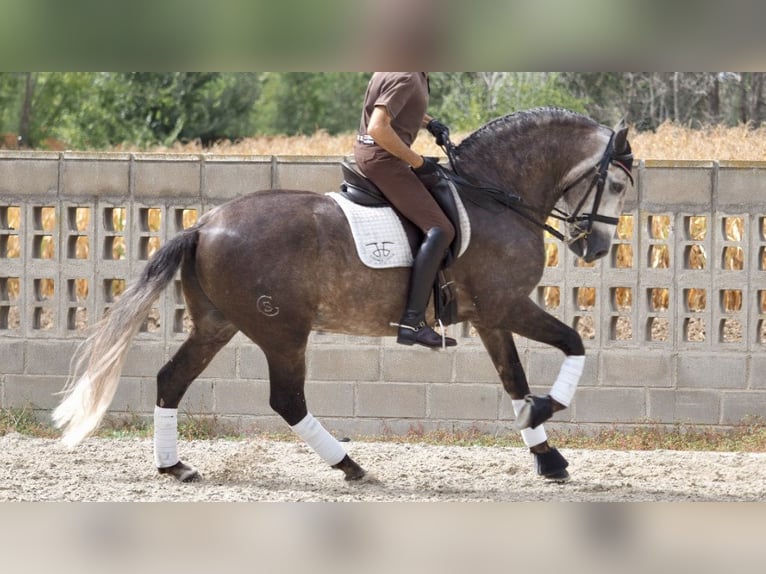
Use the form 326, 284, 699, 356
456, 120, 601, 216
456, 137, 561, 215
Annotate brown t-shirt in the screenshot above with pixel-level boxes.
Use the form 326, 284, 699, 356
358, 72, 429, 148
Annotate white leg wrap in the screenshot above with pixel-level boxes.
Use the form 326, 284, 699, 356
512, 400, 548, 447
291, 413, 346, 466
549, 355, 585, 408
154, 406, 179, 468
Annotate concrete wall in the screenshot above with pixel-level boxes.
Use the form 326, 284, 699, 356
1, 152, 765, 436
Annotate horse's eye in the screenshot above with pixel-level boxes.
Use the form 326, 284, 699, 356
609, 180, 625, 195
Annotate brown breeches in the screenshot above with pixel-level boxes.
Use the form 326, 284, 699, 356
354, 144, 455, 243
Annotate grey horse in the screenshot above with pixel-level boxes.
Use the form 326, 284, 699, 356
54, 107, 633, 484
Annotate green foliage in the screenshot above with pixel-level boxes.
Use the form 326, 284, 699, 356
112, 72, 261, 146
73, 73, 262, 148
429, 72, 587, 131
0, 72, 262, 149
0, 72, 23, 133
0, 72, 762, 150
252, 72, 371, 135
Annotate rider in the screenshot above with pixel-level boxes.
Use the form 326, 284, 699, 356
354, 72, 456, 348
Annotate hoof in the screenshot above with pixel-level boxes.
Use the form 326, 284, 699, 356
158, 461, 200, 483
332, 455, 367, 481
514, 394, 554, 430
533, 448, 570, 483
345, 470, 367, 482
348, 472, 381, 486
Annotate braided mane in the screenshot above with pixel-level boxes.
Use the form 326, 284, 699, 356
457, 107, 599, 157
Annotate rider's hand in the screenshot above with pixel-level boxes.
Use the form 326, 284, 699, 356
412, 156, 442, 190
426, 119, 450, 146
412, 156, 440, 176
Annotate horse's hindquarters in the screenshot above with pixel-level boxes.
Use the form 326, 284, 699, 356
193, 191, 412, 341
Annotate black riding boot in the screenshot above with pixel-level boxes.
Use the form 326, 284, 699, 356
396, 227, 457, 348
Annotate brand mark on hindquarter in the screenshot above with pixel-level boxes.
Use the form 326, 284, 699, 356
257, 295, 280, 317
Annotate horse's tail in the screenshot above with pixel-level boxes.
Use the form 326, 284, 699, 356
53, 227, 199, 447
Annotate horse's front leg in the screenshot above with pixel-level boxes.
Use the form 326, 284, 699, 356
476, 326, 571, 481
497, 297, 586, 432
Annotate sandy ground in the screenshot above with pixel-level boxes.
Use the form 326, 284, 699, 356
0, 432, 764, 501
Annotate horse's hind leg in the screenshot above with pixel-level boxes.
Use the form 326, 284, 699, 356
154, 263, 238, 482
476, 326, 570, 481
262, 344, 366, 481
154, 314, 237, 481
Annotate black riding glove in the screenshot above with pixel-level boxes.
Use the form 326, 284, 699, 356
413, 156, 439, 176
426, 119, 450, 146
412, 156, 442, 189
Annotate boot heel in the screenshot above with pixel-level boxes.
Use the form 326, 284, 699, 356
396, 333, 417, 345
395, 323, 419, 345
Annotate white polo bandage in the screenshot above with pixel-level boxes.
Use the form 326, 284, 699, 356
154, 406, 179, 468
549, 355, 585, 408
291, 413, 347, 466
512, 400, 548, 447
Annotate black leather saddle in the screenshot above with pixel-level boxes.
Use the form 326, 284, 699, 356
338, 162, 463, 262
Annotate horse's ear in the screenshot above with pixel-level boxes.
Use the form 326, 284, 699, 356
613, 118, 629, 154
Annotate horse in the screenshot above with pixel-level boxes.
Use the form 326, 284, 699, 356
53, 107, 633, 484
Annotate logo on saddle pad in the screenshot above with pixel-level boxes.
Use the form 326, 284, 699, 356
366, 241, 396, 263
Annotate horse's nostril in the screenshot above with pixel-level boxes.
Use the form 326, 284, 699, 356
589, 249, 609, 262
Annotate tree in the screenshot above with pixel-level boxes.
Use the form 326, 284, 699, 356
0, 73, 23, 142
737, 72, 764, 126
560, 72, 762, 130
429, 73, 587, 131
5, 72, 96, 148
39, 73, 263, 149
252, 73, 371, 135
113, 73, 235, 146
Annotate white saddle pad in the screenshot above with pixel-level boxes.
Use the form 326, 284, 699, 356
328, 183, 471, 269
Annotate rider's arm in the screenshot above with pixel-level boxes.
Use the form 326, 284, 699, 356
367, 105, 425, 169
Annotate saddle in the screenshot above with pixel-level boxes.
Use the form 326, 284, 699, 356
339, 162, 464, 264
338, 162, 463, 326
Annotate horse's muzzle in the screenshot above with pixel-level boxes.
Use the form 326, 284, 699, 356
568, 231, 610, 263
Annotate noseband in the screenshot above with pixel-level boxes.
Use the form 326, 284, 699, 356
554, 131, 634, 244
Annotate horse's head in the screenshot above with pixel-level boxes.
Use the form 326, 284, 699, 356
561, 120, 633, 263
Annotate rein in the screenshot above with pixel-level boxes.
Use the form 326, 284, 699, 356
438, 130, 633, 244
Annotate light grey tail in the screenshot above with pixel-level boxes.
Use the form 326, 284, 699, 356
52, 228, 198, 446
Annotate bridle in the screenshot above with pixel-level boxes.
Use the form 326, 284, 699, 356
439, 129, 634, 245
550, 131, 634, 244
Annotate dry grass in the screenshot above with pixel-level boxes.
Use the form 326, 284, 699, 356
3, 406, 766, 451
394, 418, 766, 452
140, 121, 766, 161
630, 122, 766, 161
